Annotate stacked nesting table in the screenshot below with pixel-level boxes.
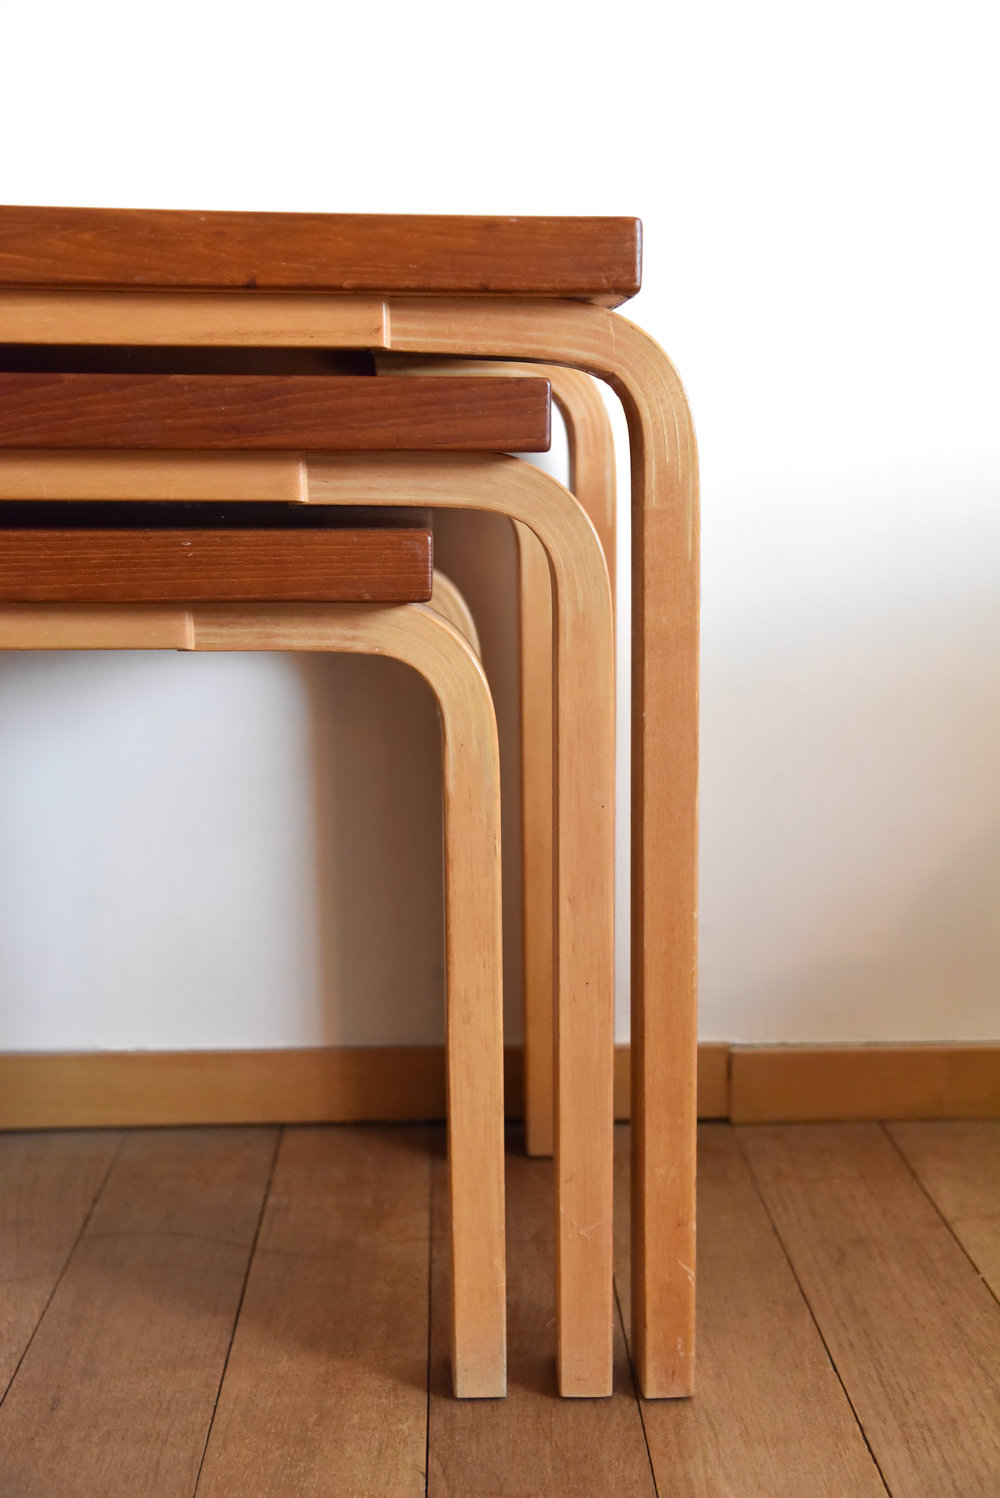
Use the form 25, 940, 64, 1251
0, 208, 699, 1401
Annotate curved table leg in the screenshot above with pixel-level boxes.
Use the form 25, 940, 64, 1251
430, 570, 481, 656
0, 286, 697, 1398
305, 455, 616, 1398
0, 599, 507, 1400
377, 357, 616, 1162
385, 301, 699, 1401
0, 452, 617, 1398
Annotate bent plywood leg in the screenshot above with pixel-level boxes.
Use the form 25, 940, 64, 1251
430, 570, 481, 657
0, 599, 507, 1401
4, 450, 618, 1396
514, 517, 556, 1157
195, 603, 507, 1399
303, 457, 616, 1398
0, 289, 698, 1397
516, 370, 616, 1158
377, 358, 617, 1160
0, 450, 617, 1398
384, 302, 699, 1400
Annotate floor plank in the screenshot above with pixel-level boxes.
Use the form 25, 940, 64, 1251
5, 1119, 997, 1496
427, 1130, 656, 1498
740, 1122, 1000, 1498
0, 1130, 121, 1395
0, 1127, 276, 1498
196, 1125, 432, 1498
888, 1121, 1000, 1298
614, 1125, 887, 1497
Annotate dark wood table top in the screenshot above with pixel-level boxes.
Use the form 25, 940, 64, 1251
0, 521, 435, 604
0, 207, 641, 306
0, 372, 551, 451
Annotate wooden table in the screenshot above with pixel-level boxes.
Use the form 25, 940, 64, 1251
0, 208, 699, 1400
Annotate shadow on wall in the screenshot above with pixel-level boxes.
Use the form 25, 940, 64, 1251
301, 650, 446, 1046
298, 505, 525, 1049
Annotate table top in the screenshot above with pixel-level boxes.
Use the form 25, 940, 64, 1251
0, 208, 642, 306
0, 372, 552, 451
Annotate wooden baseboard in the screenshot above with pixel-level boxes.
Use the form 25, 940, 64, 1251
613, 1043, 730, 1121
0, 1044, 729, 1130
0, 1042, 994, 1130
0, 1046, 450, 1131
730, 1044, 1000, 1123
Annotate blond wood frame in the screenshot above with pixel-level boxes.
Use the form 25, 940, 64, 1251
378, 357, 616, 1162
0, 598, 506, 1401
429, 570, 481, 656
309, 454, 614, 1395
0, 447, 616, 1399
0, 287, 696, 1399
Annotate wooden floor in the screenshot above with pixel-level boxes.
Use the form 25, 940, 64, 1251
0, 1122, 997, 1496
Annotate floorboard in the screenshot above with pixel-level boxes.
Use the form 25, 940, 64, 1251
0, 1127, 275, 1498
4, 1118, 998, 1496
740, 1122, 1000, 1498
615, 1125, 888, 1497
888, 1121, 1000, 1298
0, 1130, 121, 1395
427, 1131, 656, 1498
195, 1125, 432, 1498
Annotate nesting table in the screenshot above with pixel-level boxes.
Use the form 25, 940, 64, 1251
0, 208, 698, 1400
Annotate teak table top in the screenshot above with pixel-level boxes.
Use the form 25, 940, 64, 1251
0, 522, 435, 604
0, 208, 642, 306
0, 373, 552, 451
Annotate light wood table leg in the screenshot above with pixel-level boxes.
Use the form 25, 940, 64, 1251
0, 451, 617, 1398
0, 285, 694, 1398
305, 456, 616, 1397
385, 303, 699, 1401
430, 570, 481, 656
515, 369, 616, 1159
377, 358, 616, 1163
0, 599, 507, 1400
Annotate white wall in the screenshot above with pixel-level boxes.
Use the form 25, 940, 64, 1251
0, 0, 997, 1047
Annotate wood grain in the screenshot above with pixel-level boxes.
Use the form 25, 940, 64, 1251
614, 1126, 886, 1497
191, 598, 508, 1396
514, 361, 617, 1157
429, 571, 481, 655
0, 289, 389, 347
0, 1128, 276, 1498
3, 1122, 993, 1494
0, 602, 195, 649
888, 1121, 1000, 1297
0, 526, 434, 602
196, 1127, 431, 1498
375, 357, 618, 1163
427, 1134, 655, 1498
0, 1131, 121, 1395
515, 515, 557, 1158
303, 453, 617, 1394
740, 1123, 1000, 1497
0, 372, 551, 451
0, 207, 641, 305
383, 297, 700, 1401
0, 449, 310, 501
